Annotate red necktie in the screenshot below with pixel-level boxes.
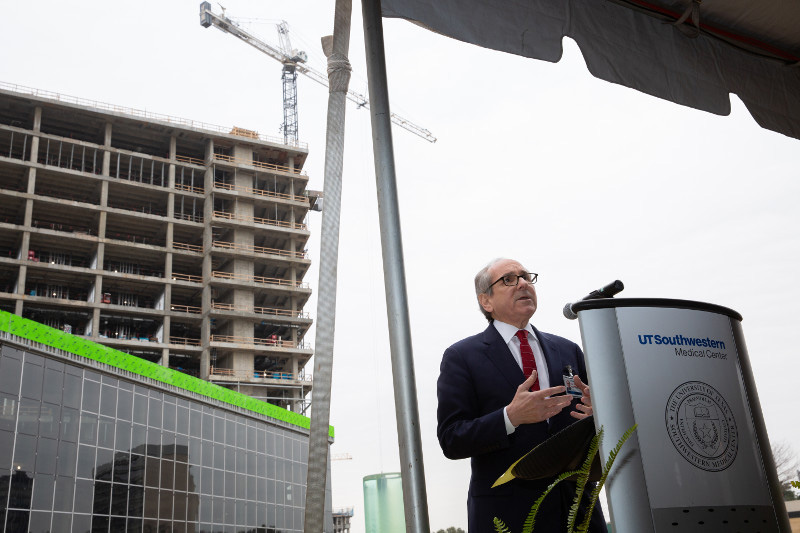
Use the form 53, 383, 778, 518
515, 330, 540, 391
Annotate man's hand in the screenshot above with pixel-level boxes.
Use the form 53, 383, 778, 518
570, 375, 593, 420
506, 371, 572, 427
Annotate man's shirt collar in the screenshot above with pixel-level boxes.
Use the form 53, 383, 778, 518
493, 320, 539, 346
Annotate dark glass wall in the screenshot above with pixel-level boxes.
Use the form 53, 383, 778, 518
0, 344, 310, 533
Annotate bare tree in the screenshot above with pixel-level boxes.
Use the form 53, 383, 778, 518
771, 440, 800, 500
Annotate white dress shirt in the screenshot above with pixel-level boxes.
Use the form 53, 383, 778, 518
493, 320, 550, 434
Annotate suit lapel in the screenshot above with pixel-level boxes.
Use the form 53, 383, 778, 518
480, 325, 525, 389
533, 325, 564, 390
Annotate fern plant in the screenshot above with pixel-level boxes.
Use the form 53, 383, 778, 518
493, 424, 637, 533
574, 424, 638, 533
492, 518, 512, 533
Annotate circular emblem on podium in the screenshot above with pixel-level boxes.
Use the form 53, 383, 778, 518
665, 381, 738, 472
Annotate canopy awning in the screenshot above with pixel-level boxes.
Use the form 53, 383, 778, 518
381, 0, 800, 139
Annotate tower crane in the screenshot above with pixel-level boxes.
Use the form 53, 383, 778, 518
199, 2, 437, 144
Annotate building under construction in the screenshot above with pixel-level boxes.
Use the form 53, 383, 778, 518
0, 82, 318, 413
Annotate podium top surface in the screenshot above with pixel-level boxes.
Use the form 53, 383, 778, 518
571, 297, 742, 321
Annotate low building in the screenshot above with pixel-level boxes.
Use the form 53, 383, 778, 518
0, 310, 333, 532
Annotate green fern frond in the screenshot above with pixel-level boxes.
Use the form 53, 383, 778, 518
521, 468, 583, 533
496, 424, 638, 533
567, 428, 603, 532
602, 424, 637, 475
575, 424, 638, 533
493, 517, 511, 533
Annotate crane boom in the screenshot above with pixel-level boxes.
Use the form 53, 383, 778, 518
201, 3, 289, 67
199, 2, 436, 143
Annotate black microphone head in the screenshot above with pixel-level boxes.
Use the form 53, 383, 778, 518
598, 280, 624, 298
563, 302, 578, 320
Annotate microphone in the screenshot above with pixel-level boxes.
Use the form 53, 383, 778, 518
563, 280, 624, 320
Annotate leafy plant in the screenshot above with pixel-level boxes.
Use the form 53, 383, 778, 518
494, 424, 637, 533
492, 518, 511, 533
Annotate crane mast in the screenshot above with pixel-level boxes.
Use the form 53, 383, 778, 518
199, 2, 436, 143
281, 63, 300, 145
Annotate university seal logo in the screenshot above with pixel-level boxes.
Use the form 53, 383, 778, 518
665, 381, 738, 472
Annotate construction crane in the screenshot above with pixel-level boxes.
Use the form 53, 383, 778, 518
199, 2, 437, 144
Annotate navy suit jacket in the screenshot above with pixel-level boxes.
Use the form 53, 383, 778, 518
437, 323, 607, 532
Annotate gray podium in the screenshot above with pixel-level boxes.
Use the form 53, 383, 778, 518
572, 298, 790, 532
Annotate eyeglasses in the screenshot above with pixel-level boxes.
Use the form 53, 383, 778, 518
487, 272, 538, 291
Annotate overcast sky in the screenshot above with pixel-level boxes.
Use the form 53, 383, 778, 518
2, 1, 799, 531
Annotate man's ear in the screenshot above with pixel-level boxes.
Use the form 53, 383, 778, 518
478, 293, 493, 314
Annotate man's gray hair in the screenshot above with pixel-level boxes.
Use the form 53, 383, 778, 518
474, 258, 507, 322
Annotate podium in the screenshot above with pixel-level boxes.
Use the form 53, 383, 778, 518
572, 298, 790, 532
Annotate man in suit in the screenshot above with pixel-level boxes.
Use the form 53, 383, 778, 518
437, 258, 607, 532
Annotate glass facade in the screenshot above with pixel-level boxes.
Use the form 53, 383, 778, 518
0, 342, 316, 533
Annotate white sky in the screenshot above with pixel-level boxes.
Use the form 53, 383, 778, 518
2, 1, 799, 531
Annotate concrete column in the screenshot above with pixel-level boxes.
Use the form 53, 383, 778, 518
13, 294, 24, 315
288, 155, 298, 292
292, 355, 301, 413
102, 123, 112, 176
165, 133, 176, 356
22, 199, 33, 230
288, 155, 299, 307
14, 237, 27, 315
18, 209, 30, 265
98, 122, 110, 236
97, 179, 107, 287
230, 145, 256, 375
18, 233, 30, 262
164, 230, 173, 279
200, 139, 214, 380
163, 215, 173, 359
289, 207, 297, 287
168, 135, 176, 218
161, 312, 171, 368
159, 139, 178, 368
169, 136, 177, 164
91, 282, 102, 340
91, 122, 112, 339
14, 112, 28, 307
28, 109, 41, 162
23, 109, 40, 230
289, 159, 298, 291
32, 106, 42, 132
15, 108, 42, 317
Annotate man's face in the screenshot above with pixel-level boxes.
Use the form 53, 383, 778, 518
479, 259, 538, 328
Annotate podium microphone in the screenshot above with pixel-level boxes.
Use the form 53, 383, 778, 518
563, 280, 624, 320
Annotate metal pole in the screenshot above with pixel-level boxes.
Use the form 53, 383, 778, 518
361, 0, 430, 531
304, 0, 353, 531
